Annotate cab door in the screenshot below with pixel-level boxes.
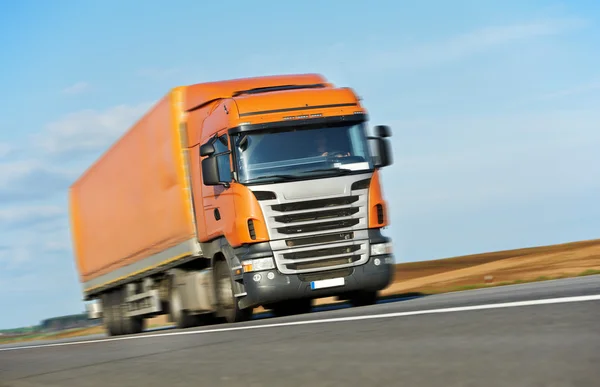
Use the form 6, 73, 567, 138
201, 131, 235, 241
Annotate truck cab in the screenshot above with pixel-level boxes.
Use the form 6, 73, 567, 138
187, 76, 394, 321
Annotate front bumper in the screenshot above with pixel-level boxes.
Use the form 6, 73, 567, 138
234, 229, 394, 309
238, 255, 394, 309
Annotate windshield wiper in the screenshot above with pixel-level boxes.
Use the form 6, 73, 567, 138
298, 168, 355, 177
244, 174, 299, 184
245, 168, 357, 184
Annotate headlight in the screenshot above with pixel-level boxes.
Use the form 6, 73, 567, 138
370, 242, 393, 256
242, 257, 275, 273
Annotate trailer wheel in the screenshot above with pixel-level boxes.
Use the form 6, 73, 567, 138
102, 290, 123, 336
101, 292, 117, 336
120, 296, 145, 336
214, 259, 253, 324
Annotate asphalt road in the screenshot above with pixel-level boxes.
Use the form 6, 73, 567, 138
1, 275, 599, 387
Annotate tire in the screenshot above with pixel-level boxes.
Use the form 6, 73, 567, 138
103, 288, 145, 336
271, 299, 312, 317
169, 286, 200, 329
117, 288, 145, 335
348, 290, 378, 307
214, 259, 253, 323
103, 290, 123, 336
101, 292, 117, 336
121, 304, 145, 335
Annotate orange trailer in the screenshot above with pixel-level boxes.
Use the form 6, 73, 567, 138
69, 74, 394, 336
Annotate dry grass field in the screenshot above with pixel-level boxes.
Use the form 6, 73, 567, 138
382, 238, 600, 295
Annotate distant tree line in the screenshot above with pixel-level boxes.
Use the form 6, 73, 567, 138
1, 313, 101, 335
40, 313, 100, 332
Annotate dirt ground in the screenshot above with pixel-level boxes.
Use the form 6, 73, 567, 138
383, 238, 600, 295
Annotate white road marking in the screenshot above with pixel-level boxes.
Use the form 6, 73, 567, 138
2, 294, 599, 352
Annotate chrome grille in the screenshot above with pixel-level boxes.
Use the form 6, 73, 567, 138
259, 179, 370, 274
273, 239, 368, 274
276, 218, 360, 235
250, 174, 371, 275
271, 196, 359, 212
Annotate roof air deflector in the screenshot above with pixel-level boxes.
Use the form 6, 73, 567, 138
232, 83, 326, 97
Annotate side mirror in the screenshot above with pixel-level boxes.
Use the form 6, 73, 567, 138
202, 157, 221, 186
200, 143, 215, 157
369, 137, 393, 169
376, 138, 393, 168
368, 125, 393, 168
374, 125, 391, 138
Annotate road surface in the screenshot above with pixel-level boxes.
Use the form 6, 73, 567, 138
1, 275, 599, 387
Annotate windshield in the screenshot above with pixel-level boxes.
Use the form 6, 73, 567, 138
232, 121, 373, 184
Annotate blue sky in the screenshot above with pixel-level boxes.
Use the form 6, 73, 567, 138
1, 0, 599, 328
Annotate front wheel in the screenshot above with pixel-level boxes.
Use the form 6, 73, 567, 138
214, 259, 253, 324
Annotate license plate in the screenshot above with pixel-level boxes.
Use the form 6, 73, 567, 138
310, 277, 345, 290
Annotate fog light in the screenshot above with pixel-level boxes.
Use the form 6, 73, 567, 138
370, 242, 393, 256
374, 258, 381, 266
242, 257, 276, 273
267, 272, 275, 280
253, 273, 262, 282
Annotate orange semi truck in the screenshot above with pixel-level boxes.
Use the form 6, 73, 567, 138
69, 73, 394, 336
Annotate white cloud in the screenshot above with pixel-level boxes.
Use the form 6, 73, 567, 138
0, 205, 65, 229
539, 80, 600, 100
34, 102, 152, 157
0, 142, 11, 158
0, 160, 75, 202
0, 214, 73, 274
370, 18, 586, 70
43, 239, 71, 253
239, 18, 586, 78
62, 81, 90, 95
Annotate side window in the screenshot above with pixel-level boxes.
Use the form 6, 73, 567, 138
213, 134, 231, 182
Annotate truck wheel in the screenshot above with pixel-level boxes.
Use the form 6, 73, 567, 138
101, 292, 118, 336
116, 288, 145, 335
120, 303, 145, 335
348, 290, 378, 307
169, 286, 200, 329
271, 299, 312, 317
123, 316, 145, 335
110, 288, 145, 336
214, 259, 253, 324
103, 290, 123, 336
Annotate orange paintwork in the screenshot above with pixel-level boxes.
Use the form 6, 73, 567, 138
68, 186, 86, 276
184, 73, 330, 112
188, 120, 269, 246
185, 88, 366, 146
368, 170, 390, 228
233, 87, 358, 117
69, 89, 195, 283
70, 73, 385, 287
